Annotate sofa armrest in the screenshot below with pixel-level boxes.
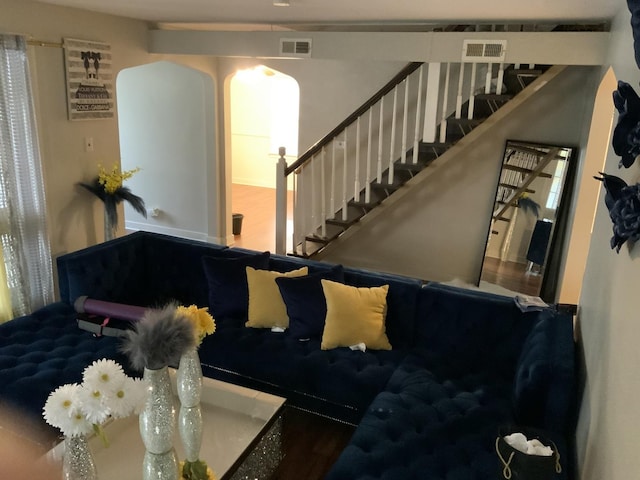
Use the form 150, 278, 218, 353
513, 309, 575, 433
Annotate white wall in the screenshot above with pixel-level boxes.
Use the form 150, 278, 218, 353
321, 66, 598, 284
0, 0, 219, 295
117, 61, 219, 242
576, 6, 640, 480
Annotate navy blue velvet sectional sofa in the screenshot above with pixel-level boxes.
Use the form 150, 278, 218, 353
0, 231, 576, 479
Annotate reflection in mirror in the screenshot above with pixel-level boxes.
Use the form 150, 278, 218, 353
479, 140, 576, 301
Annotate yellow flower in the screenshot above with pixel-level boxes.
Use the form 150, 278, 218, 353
97, 163, 141, 194
176, 305, 216, 345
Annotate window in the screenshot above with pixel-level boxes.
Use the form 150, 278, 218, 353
0, 35, 53, 321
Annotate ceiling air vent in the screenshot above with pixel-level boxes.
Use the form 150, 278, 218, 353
280, 38, 312, 58
462, 40, 507, 62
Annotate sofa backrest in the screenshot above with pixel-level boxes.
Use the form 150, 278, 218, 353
57, 232, 423, 349
414, 283, 543, 377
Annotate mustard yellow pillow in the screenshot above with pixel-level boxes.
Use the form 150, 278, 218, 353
245, 266, 308, 329
320, 280, 392, 350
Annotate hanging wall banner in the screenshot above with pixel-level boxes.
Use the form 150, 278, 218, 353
63, 38, 114, 120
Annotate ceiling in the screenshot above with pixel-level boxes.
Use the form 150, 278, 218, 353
34, 0, 621, 28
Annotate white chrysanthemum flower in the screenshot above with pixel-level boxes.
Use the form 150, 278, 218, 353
43, 383, 82, 433
76, 383, 110, 425
108, 376, 143, 419
82, 359, 126, 397
130, 377, 151, 415
64, 409, 94, 437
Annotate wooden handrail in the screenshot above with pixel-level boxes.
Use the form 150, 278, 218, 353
285, 61, 424, 176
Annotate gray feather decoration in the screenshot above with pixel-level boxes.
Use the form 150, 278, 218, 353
120, 302, 196, 371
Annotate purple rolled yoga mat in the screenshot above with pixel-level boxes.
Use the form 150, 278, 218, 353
74, 296, 148, 322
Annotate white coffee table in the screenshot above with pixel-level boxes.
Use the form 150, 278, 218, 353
48, 372, 286, 480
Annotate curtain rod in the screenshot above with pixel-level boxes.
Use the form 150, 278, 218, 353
26, 39, 63, 49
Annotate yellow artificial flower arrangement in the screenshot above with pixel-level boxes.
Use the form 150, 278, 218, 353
97, 163, 141, 194
175, 305, 216, 345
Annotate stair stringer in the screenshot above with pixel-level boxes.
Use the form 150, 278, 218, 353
311, 65, 568, 262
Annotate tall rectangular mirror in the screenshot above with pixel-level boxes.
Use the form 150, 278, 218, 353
478, 140, 576, 302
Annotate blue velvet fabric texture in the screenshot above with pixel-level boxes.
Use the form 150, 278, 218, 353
0, 302, 131, 439
201, 251, 270, 319
197, 315, 406, 423
276, 265, 344, 339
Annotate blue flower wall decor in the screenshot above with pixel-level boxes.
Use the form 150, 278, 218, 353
595, 172, 640, 252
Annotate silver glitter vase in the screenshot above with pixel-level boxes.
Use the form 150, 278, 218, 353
62, 434, 97, 480
103, 203, 116, 242
140, 366, 178, 480
177, 348, 203, 462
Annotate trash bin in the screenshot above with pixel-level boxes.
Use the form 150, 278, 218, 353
232, 213, 244, 235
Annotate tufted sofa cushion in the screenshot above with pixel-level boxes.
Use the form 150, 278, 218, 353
197, 316, 406, 423
0, 302, 131, 439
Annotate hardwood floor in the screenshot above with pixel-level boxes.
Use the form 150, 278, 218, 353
269, 408, 355, 480
480, 256, 542, 296
232, 184, 293, 253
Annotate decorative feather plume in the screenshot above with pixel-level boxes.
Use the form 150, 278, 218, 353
517, 195, 541, 218
78, 178, 147, 229
120, 302, 196, 371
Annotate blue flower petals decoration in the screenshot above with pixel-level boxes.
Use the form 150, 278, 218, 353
595, 172, 640, 252
612, 81, 640, 168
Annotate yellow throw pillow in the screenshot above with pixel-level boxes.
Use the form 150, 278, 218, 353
245, 266, 308, 329
320, 280, 392, 351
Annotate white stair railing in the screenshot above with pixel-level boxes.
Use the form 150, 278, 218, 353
275, 60, 510, 255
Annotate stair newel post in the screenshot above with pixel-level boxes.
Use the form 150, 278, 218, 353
311, 152, 317, 235
401, 77, 409, 165
342, 130, 348, 221
298, 166, 307, 257
377, 97, 385, 182
320, 146, 327, 239
291, 168, 298, 254
468, 62, 477, 120
413, 65, 424, 165
365, 108, 373, 204
424, 62, 440, 145
439, 63, 451, 143
354, 117, 361, 202
388, 85, 398, 185
330, 139, 336, 219
455, 62, 465, 119
275, 147, 288, 255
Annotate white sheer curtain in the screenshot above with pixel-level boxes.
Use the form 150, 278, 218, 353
0, 34, 53, 321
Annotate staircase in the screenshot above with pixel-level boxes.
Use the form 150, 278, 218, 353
276, 61, 567, 258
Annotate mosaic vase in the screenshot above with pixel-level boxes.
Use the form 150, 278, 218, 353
62, 434, 97, 480
140, 366, 178, 480
177, 347, 203, 462
103, 204, 116, 242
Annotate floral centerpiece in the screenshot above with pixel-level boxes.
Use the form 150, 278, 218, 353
175, 304, 216, 346
78, 163, 146, 242
43, 359, 147, 443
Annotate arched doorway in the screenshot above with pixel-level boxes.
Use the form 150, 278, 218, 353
227, 66, 299, 250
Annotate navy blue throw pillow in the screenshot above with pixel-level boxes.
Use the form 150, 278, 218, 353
276, 265, 344, 340
201, 251, 269, 319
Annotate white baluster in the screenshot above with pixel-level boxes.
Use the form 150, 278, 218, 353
388, 86, 398, 185
377, 97, 384, 182
440, 62, 451, 143
496, 63, 505, 95
311, 153, 317, 233
424, 62, 441, 144
468, 63, 477, 120
292, 169, 297, 254
299, 167, 307, 256
455, 62, 465, 119
354, 117, 361, 201
413, 65, 424, 164
485, 62, 493, 94
365, 108, 373, 203
401, 77, 409, 165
